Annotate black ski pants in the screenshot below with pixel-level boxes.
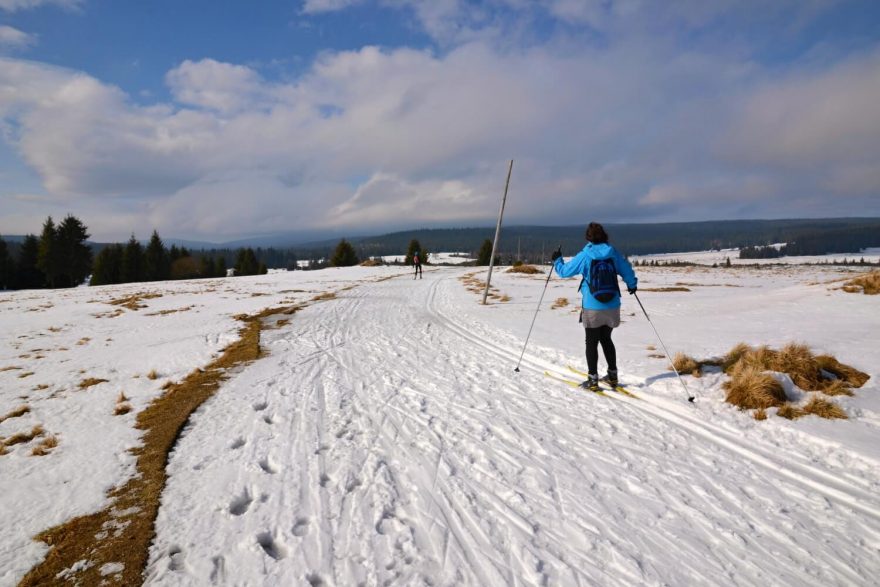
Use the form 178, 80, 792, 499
414, 263, 422, 278
585, 325, 616, 376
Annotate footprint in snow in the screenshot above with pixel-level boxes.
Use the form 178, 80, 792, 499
263, 413, 275, 425
292, 517, 311, 537
229, 488, 253, 516
256, 532, 288, 560
230, 437, 246, 450
253, 401, 268, 411
259, 456, 279, 474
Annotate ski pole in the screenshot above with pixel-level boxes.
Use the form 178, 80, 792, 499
633, 292, 695, 403
514, 247, 558, 372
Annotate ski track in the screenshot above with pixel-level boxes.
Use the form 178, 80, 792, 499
146, 269, 880, 586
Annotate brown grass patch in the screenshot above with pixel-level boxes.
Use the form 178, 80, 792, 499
18, 300, 308, 586
146, 370, 159, 380
506, 264, 543, 275
32, 435, 59, 456
79, 377, 108, 389
76, 337, 90, 345
359, 258, 383, 267
672, 353, 701, 376
639, 287, 691, 292
18, 371, 35, 379
646, 345, 656, 351
2, 425, 45, 447
723, 365, 787, 409
803, 395, 848, 420
840, 270, 880, 295
0, 405, 30, 424
777, 403, 807, 420
1, 365, 22, 372
145, 306, 194, 316
754, 408, 767, 421
114, 403, 132, 416
498, 294, 511, 302
312, 291, 337, 302
108, 292, 163, 311
551, 297, 569, 309
648, 353, 665, 359
815, 355, 870, 388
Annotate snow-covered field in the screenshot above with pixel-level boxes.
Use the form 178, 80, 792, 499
2, 262, 879, 586
381, 252, 474, 264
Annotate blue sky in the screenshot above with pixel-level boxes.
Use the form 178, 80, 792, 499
1, 0, 879, 242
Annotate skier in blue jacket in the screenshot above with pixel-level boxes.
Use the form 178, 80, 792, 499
552, 222, 638, 392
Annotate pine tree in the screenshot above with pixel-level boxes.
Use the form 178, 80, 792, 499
330, 239, 359, 267
144, 230, 170, 281
37, 216, 62, 288
57, 215, 92, 287
476, 239, 494, 266
405, 239, 422, 266
91, 244, 124, 286
17, 235, 43, 289
235, 248, 259, 276
216, 256, 227, 277
0, 236, 11, 290
122, 235, 145, 283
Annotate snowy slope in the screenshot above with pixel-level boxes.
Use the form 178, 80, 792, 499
2, 264, 879, 586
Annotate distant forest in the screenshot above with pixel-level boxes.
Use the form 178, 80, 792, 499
334, 218, 880, 264
3, 217, 880, 290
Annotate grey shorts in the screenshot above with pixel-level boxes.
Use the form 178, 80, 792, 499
580, 307, 621, 329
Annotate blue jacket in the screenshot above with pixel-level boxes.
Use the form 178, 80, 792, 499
554, 243, 637, 310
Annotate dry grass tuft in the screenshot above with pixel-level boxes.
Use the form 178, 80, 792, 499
506, 264, 543, 275
114, 403, 132, 416
3, 425, 45, 447
815, 355, 870, 388
754, 408, 767, 421
803, 395, 848, 420
0, 365, 22, 372
498, 294, 511, 303
723, 365, 787, 409
146, 370, 159, 380
359, 258, 383, 267
646, 345, 657, 351
79, 377, 108, 389
551, 297, 569, 309
0, 405, 30, 424
721, 342, 868, 396
639, 287, 691, 292
108, 292, 162, 311
31, 435, 58, 456
840, 270, 880, 295
672, 353, 701, 376
312, 291, 337, 302
777, 403, 807, 420
18, 371, 35, 379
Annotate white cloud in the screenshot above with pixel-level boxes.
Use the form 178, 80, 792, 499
1, 25, 879, 240
0, 25, 36, 49
0, 0, 81, 12
302, 0, 366, 14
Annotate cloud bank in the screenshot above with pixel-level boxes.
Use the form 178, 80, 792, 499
1, 1, 879, 240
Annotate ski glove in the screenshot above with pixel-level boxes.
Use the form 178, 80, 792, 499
628, 287, 637, 295
551, 247, 562, 262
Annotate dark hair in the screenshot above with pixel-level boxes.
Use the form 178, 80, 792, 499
585, 222, 609, 244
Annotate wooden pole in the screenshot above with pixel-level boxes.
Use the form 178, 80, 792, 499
483, 160, 513, 305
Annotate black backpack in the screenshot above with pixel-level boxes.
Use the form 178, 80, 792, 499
584, 257, 620, 302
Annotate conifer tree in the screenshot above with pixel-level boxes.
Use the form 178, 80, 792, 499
216, 256, 227, 277
91, 244, 124, 286
0, 236, 11, 290
405, 239, 422, 266
235, 248, 259, 276
330, 239, 359, 267
476, 239, 495, 266
144, 230, 170, 281
37, 216, 62, 288
57, 215, 92, 287
122, 234, 145, 283
17, 235, 43, 289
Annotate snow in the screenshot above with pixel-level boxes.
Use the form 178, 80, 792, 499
2, 262, 879, 586
631, 247, 880, 266
382, 252, 474, 264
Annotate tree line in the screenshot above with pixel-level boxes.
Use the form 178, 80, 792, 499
0, 216, 272, 290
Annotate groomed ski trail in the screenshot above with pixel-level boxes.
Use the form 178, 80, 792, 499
147, 269, 880, 586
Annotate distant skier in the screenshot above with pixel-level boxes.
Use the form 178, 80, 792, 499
413, 250, 423, 279
552, 222, 638, 391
